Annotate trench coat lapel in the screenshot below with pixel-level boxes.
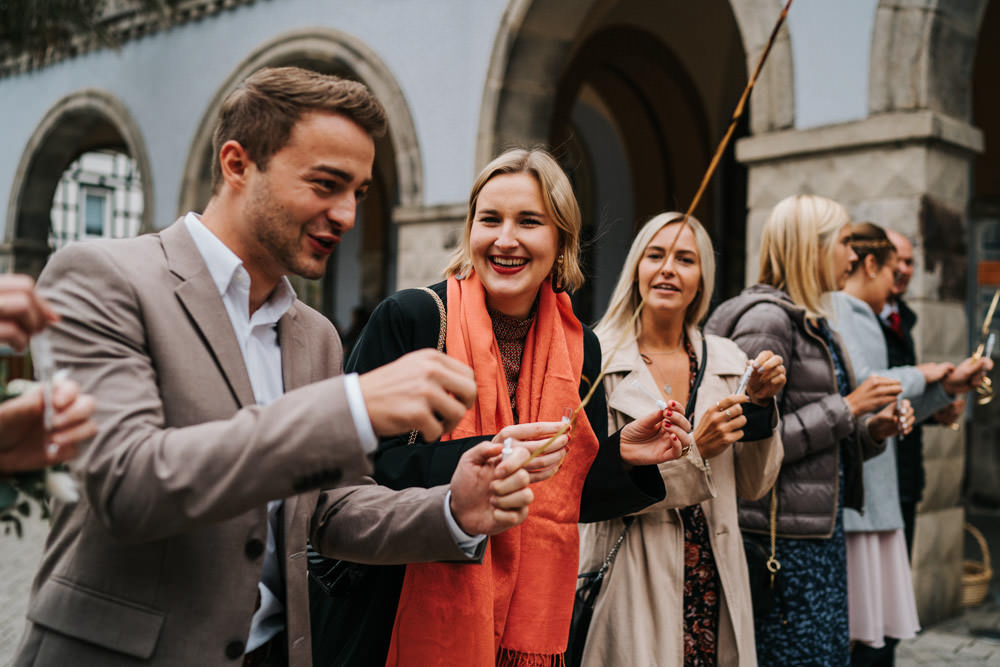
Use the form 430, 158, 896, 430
605, 340, 666, 422
161, 220, 257, 409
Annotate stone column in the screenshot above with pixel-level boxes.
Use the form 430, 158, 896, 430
393, 203, 467, 291
736, 109, 983, 624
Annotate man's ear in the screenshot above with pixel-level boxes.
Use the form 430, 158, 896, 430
218, 140, 253, 190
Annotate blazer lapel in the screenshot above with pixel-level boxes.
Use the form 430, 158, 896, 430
279, 305, 309, 391
161, 220, 256, 408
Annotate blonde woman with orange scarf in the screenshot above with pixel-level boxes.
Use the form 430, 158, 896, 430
309, 148, 689, 666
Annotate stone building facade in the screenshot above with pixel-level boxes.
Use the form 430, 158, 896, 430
0, 0, 997, 654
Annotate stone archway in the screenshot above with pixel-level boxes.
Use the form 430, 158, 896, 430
477, 0, 784, 319
4, 90, 154, 276
477, 0, 795, 170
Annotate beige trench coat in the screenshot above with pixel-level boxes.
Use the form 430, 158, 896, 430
578, 328, 782, 667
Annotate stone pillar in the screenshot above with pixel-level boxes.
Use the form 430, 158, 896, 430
393, 203, 466, 291
736, 109, 983, 624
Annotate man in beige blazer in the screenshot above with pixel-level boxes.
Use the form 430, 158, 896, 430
14, 67, 537, 667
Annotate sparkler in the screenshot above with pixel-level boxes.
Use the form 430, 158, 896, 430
972, 288, 999, 405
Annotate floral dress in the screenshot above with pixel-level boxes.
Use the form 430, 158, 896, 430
680, 337, 721, 666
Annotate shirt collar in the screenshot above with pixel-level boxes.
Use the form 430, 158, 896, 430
879, 300, 899, 322
183, 212, 297, 322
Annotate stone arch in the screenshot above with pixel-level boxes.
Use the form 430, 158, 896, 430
5, 89, 154, 275
869, 0, 991, 120
476, 0, 795, 168
177, 27, 422, 216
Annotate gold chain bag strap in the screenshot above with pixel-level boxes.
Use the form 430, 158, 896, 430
767, 486, 780, 586
744, 479, 784, 617
407, 286, 447, 445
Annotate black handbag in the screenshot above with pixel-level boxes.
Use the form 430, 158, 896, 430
566, 337, 708, 665
566, 516, 633, 667
742, 486, 783, 616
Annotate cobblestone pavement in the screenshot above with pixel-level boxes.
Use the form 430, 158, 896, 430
0, 515, 47, 666
898, 597, 1000, 666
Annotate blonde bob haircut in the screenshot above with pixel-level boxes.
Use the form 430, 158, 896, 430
443, 148, 584, 292
595, 212, 716, 343
757, 194, 850, 319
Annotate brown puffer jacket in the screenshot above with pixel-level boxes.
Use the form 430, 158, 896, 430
705, 284, 883, 539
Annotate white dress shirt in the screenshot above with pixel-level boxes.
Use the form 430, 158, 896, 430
182, 213, 481, 653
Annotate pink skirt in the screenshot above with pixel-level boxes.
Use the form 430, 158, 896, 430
846, 529, 921, 647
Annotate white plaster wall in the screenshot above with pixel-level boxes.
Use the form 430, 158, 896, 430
0, 0, 508, 237
786, 0, 878, 129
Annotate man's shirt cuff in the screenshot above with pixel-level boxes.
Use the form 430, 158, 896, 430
343, 372, 378, 454
445, 490, 487, 557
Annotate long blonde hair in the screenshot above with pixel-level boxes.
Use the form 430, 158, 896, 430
595, 212, 715, 343
757, 194, 849, 319
443, 148, 584, 292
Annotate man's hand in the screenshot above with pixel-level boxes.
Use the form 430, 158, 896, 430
0, 274, 58, 352
620, 402, 688, 466
0, 379, 97, 474
845, 375, 901, 416
493, 421, 568, 483
359, 349, 477, 441
932, 397, 966, 426
449, 442, 534, 536
942, 355, 994, 395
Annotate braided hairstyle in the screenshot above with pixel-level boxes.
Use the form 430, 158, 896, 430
848, 222, 896, 275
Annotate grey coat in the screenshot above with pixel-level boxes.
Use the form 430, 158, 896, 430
829, 292, 952, 532
705, 284, 883, 539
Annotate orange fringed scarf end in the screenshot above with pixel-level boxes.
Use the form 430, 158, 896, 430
497, 647, 567, 667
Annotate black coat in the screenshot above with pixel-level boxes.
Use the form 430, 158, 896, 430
309, 281, 666, 666
880, 298, 925, 503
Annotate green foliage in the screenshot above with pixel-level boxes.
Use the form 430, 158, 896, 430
0, 378, 55, 537
0, 469, 50, 538
0, 0, 111, 55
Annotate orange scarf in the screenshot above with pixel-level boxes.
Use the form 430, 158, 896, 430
384, 272, 599, 666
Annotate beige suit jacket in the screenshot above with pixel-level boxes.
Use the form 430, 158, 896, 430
14, 221, 469, 667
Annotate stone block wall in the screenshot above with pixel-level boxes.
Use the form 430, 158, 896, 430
394, 204, 466, 291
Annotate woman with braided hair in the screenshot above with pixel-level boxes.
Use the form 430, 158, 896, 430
830, 222, 988, 665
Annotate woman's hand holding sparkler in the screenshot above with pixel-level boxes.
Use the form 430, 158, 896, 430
493, 421, 569, 483
745, 351, 786, 405
619, 401, 689, 466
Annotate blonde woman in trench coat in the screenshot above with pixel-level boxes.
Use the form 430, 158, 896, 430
579, 213, 784, 667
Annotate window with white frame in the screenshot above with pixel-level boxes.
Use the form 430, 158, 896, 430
50, 150, 143, 250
